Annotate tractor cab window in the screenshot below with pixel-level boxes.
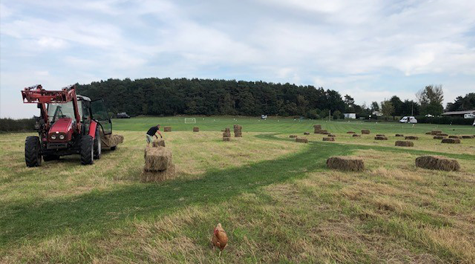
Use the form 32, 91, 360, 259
47, 101, 81, 123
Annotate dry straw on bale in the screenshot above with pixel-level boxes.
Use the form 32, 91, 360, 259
352, 134, 361, 137
448, 135, 460, 139
295, 138, 308, 143
144, 147, 172, 171
405, 136, 419, 140
313, 125, 322, 133
326, 156, 365, 172
193, 127, 199, 132
442, 138, 461, 144
361, 129, 370, 134
101, 134, 124, 149
462, 135, 474, 139
415, 156, 460, 171
395, 134, 404, 137
323, 137, 335, 142
223, 128, 231, 138
433, 136, 446, 139
164, 126, 172, 132
395, 141, 414, 147
152, 139, 166, 147
233, 124, 243, 137
374, 136, 388, 140
141, 164, 176, 182
289, 135, 297, 138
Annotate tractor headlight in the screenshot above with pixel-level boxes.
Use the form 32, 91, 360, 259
59, 135, 65, 140
51, 135, 57, 140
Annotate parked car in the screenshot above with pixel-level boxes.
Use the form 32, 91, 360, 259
399, 116, 418, 124
116, 112, 130, 118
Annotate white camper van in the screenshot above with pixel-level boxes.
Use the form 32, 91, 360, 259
399, 116, 418, 124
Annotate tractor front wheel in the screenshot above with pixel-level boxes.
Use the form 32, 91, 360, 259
94, 129, 101, 160
25, 136, 42, 167
80, 135, 94, 165
43, 155, 60, 161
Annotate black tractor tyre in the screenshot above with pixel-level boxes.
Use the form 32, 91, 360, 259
43, 155, 60, 161
110, 146, 117, 151
25, 136, 42, 167
80, 135, 94, 165
94, 129, 101, 159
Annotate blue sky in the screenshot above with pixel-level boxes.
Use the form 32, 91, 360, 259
1, 0, 474, 118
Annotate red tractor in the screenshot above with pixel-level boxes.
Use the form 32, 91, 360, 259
21, 84, 120, 166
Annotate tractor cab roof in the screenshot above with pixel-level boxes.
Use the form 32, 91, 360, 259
77, 95, 91, 102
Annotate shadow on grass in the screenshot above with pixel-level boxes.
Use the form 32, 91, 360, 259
0, 139, 355, 247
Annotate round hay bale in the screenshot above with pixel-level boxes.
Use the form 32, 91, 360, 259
304, 132, 310, 135
327, 134, 336, 138
395, 141, 414, 147
193, 127, 199, 132
289, 135, 297, 138
374, 136, 388, 140
405, 136, 419, 140
433, 136, 446, 139
347, 131, 356, 134
152, 139, 166, 147
441, 138, 461, 144
361, 129, 370, 134
223, 137, 231, 141
326, 156, 365, 172
448, 135, 460, 139
352, 134, 361, 138
415, 156, 460, 171
144, 147, 172, 171
395, 134, 404, 137
323, 137, 335, 142
295, 138, 308, 143
163, 126, 172, 132
141, 164, 176, 182
462, 135, 474, 139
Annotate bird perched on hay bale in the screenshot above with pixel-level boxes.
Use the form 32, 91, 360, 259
327, 156, 364, 171
361, 129, 370, 134
405, 136, 419, 140
323, 137, 335, 142
295, 137, 308, 143
212, 223, 228, 256
395, 141, 414, 147
442, 138, 461, 144
415, 156, 460, 171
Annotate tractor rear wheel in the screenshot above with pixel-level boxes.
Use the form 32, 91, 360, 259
80, 135, 94, 165
43, 155, 60, 161
25, 136, 42, 167
94, 128, 101, 159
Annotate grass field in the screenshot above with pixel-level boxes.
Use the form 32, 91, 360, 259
1, 117, 474, 263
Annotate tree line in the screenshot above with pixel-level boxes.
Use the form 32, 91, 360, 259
76, 79, 474, 119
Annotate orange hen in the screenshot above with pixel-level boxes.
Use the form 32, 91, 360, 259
212, 223, 228, 253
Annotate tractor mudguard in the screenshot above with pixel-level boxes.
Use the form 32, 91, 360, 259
88, 121, 97, 139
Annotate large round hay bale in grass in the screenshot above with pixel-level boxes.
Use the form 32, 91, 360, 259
405, 136, 419, 140
442, 138, 461, 144
326, 156, 364, 172
415, 156, 460, 171
374, 136, 388, 140
152, 139, 165, 147
395, 141, 414, 147
361, 130, 370, 134
144, 147, 172, 171
323, 137, 335, 142
296, 138, 308, 143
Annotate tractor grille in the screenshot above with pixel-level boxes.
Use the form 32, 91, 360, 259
47, 142, 68, 149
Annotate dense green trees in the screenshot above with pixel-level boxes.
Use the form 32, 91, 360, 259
417, 85, 444, 115
77, 78, 348, 118
446, 93, 475, 111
